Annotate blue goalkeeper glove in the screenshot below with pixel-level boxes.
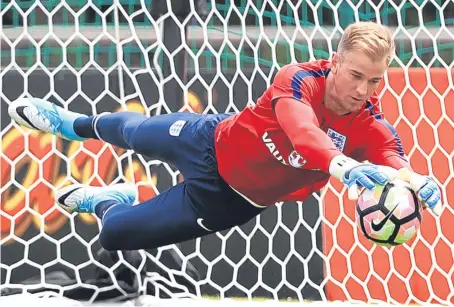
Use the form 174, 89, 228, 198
395, 169, 443, 216
329, 155, 397, 200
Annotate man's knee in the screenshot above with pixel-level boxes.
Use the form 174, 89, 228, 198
121, 114, 149, 150
99, 221, 122, 251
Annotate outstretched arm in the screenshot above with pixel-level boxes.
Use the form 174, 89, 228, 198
274, 97, 342, 172
272, 67, 395, 200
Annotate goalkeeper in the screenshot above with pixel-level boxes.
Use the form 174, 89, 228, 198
8, 21, 442, 251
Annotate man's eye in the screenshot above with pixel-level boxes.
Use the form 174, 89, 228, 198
352, 74, 361, 79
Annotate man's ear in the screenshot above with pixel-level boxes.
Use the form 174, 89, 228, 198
331, 52, 340, 74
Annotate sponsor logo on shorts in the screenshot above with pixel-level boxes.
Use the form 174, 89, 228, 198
197, 218, 212, 232
169, 120, 186, 136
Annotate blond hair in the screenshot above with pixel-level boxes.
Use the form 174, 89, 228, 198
338, 21, 395, 63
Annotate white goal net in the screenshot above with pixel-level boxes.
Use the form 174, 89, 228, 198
1, 0, 453, 305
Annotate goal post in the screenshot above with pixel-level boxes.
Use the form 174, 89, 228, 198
1, 0, 454, 304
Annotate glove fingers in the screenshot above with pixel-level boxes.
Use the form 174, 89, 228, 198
357, 176, 376, 190
410, 173, 428, 193
348, 184, 360, 200
370, 171, 389, 185
425, 192, 441, 209
431, 200, 443, 217
418, 183, 437, 202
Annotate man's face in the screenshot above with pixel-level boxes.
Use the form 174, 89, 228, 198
329, 50, 388, 114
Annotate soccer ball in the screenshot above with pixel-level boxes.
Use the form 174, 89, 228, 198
356, 178, 422, 246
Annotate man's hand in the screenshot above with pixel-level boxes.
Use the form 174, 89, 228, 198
329, 155, 397, 200
341, 164, 396, 200
395, 169, 443, 216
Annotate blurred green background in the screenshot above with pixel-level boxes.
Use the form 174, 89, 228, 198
1, 0, 453, 70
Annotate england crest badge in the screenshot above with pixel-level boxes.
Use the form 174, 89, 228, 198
327, 128, 346, 152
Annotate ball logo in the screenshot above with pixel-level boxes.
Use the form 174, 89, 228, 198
288, 150, 306, 168
371, 203, 399, 232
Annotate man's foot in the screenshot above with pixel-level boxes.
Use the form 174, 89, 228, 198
55, 184, 137, 213
8, 97, 87, 141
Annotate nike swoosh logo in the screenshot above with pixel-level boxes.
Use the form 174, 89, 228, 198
371, 203, 399, 232
16, 106, 39, 129
58, 187, 81, 205
197, 218, 212, 232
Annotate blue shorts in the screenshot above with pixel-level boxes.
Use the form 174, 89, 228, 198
94, 112, 266, 250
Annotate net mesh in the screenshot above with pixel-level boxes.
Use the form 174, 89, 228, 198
1, 0, 454, 305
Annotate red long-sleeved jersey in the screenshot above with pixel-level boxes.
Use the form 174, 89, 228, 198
214, 59, 409, 206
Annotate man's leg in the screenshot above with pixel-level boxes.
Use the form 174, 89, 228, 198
57, 181, 219, 251
77, 111, 204, 167
8, 97, 209, 175
79, 111, 223, 179
8, 97, 88, 141
55, 178, 264, 251
11, 98, 257, 250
